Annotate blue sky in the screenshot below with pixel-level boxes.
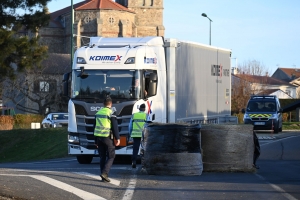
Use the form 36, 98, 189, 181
47, 0, 300, 75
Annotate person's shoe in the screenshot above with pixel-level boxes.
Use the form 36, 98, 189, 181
100, 173, 110, 182
253, 164, 260, 169
132, 161, 136, 168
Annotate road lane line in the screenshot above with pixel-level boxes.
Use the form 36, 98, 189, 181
4, 169, 122, 186
122, 174, 137, 200
255, 174, 298, 200
0, 174, 106, 200
74, 172, 120, 186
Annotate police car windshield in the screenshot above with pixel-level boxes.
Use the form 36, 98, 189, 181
247, 101, 276, 112
72, 70, 142, 100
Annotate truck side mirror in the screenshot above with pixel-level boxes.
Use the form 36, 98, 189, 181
241, 108, 245, 114
63, 72, 70, 97
147, 73, 157, 97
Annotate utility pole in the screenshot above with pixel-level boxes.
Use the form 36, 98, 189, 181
71, 0, 74, 70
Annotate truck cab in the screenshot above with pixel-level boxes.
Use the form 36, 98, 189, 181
242, 95, 283, 133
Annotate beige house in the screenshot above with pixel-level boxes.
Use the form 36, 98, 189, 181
272, 68, 300, 98
232, 74, 296, 99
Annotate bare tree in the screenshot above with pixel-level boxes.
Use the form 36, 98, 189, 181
2, 66, 68, 115
231, 59, 270, 113
238, 59, 270, 76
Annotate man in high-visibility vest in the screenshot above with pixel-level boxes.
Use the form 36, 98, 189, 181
128, 103, 147, 168
94, 97, 120, 182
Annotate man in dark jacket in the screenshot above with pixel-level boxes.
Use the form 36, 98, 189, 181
94, 97, 120, 182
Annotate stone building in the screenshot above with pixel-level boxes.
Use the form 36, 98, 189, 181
40, 0, 164, 54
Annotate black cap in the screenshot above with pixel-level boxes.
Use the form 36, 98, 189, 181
139, 104, 146, 111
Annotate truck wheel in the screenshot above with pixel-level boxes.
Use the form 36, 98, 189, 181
76, 155, 93, 164
279, 126, 282, 132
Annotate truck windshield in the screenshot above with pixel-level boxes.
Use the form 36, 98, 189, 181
72, 70, 142, 100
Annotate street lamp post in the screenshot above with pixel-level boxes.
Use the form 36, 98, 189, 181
201, 13, 213, 45
71, 0, 74, 70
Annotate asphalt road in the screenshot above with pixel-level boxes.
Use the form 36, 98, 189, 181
0, 131, 299, 200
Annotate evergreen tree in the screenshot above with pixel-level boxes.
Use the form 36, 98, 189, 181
0, 0, 51, 79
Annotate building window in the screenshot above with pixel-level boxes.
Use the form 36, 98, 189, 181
84, 16, 92, 24
108, 17, 115, 25
34, 80, 56, 93
40, 81, 50, 92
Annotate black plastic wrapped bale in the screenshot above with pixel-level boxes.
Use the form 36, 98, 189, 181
201, 124, 255, 172
141, 123, 202, 176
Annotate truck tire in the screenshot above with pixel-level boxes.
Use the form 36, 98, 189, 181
76, 155, 93, 164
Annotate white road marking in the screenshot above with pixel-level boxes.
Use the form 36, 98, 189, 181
255, 174, 298, 200
74, 172, 120, 186
6, 167, 129, 172
14, 159, 77, 164
261, 135, 300, 146
258, 136, 276, 140
4, 169, 122, 186
0, 174, 106, 200
122, 174, 137, 200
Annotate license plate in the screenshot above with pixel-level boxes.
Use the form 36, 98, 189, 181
254, 122, 265, 125
94, 150, 99, 155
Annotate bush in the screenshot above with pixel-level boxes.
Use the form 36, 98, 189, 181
0, 116, 14, 130
233, 113, 244, 124
13, 114, 44, 129
282, 113, 289, 122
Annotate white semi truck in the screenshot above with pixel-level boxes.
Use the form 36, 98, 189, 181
63, 36, 232, 164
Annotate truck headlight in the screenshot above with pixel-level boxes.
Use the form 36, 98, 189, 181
68, 135, 79, 144
77, 57, 87, 64
124, 57, 135, 64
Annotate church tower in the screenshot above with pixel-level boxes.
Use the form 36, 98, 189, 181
115, 0, 165, 37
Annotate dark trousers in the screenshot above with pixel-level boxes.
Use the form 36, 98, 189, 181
97, 137, 115, 175
253, 131, 261, 165
132, 137, 141, 162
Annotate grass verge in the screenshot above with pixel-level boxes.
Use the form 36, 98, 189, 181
282, 122, 300, 130
0, 128, 68, 163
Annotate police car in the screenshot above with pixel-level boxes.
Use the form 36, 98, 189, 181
242, 95, 283, 133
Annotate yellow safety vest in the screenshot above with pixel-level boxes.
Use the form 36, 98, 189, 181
94, 107, 112, 137
131, 112, 147, 138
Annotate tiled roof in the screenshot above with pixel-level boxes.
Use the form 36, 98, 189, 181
233, 74, 294, 86
41, 53, 71, 74
278, 68, 300, 79
75, 0, 134, 13
49, 1, 87, 28
256, 89, 280, 95
48, 0, 134, 28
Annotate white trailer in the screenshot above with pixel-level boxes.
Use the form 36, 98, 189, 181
63, 37, 232, 164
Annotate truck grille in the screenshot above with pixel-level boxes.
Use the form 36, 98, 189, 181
251, 117, 269, 121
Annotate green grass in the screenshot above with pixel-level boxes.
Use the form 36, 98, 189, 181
282, 122, 300, 130
0, 128, 68, 163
